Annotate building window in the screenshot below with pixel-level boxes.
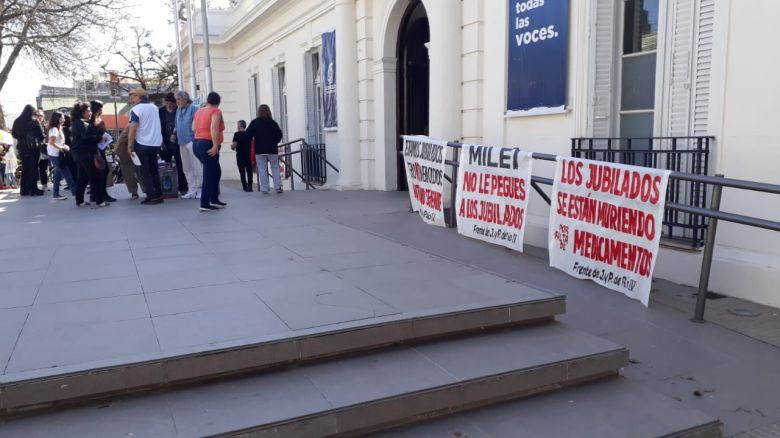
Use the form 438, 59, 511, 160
272, 65, 289, 142
305, 50, 324, 146
623, 0, 659, 54
619, 0, 658, 142
248, 74, 259, 118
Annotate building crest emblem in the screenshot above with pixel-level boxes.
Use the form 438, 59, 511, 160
327, 62, 334, 85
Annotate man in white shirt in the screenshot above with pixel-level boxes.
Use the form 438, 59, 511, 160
127, 88, 164, 204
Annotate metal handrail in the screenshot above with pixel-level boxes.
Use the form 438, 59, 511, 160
275, 139, 340, 190
300, 141, 340, 174
277, 138, 305, 148
572, 136, 715, 140
439, 140, 780, 322
272, 139, 313, 190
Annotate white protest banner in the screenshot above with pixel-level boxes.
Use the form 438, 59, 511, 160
455, 145, 533, 252
548, 157, 670, 306
402, 136, 447, 227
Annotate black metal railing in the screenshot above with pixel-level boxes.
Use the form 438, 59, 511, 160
302, 143, 328, 185
572, 136, 714, 248
441, 140, 780, 323
280, 142, 292, 179
276, 139, 339, 191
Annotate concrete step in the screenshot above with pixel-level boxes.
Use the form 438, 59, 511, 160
373, 377, 722, 438
0, 323, 626, 437
0, 294, 564, 417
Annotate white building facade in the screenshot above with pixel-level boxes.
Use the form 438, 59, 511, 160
181, 0, 780, 308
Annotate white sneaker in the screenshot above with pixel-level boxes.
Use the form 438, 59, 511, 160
180, 191, 197, 199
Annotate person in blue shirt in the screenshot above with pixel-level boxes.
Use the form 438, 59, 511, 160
174, 90, 201, 199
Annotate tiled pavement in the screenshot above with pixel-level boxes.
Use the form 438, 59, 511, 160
0, 185, 543, 380
1, 184, 779, 436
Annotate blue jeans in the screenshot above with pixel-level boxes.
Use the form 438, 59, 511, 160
193, 139, 221, 207
49, 155, 76, 197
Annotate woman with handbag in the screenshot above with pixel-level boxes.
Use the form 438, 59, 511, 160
11, 105, 44, 196
70, 102, 107, 207
90, 100, 115, 202
47, 111, 77, 200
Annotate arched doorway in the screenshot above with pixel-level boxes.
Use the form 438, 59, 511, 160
396, 1, 429, 191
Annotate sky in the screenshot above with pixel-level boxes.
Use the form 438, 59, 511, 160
0, 0, 183, 121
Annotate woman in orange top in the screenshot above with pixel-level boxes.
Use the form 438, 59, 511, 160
192, 92, 226, 211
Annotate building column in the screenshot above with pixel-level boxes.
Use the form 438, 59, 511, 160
372, 57, 398, 190
427, 1, 462, 142
335, 0, 362, 189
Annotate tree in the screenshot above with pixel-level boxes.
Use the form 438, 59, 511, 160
101, 26, 178, 93
0, 0, 121, 94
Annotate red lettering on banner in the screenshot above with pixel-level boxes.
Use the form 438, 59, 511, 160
462, 171, 478, 192
555, 192, 656, 241
572, 229, 653, 277
412, 184, 442, 210
472, 199, 524, 230
560, 159, 583, 185
556, 192, 568, 214
459, 198, 479, 219
582, 163, 664, 205
475, 173, 527, 200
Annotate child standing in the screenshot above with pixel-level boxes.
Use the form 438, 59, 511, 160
0, 145, 6, 189
231, 120, 253, 192
3, 143, 18, 189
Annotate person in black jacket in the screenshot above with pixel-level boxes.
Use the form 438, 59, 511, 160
245, 104, 284, 194
230, 120, 253, 191
70, 102, 107, 207
90, 100, 115, 202
159, 92, 188, 196
62, 114, 79, 181
11, 105, 45, 196
34, 110, 50, 191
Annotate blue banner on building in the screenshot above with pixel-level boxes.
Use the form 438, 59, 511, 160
506, 0, 569, 113
322, 30, 338, 129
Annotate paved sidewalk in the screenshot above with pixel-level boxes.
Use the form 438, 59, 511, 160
336, 198, 780, 437
1, 185, 778, 436
0, 185, 551, 382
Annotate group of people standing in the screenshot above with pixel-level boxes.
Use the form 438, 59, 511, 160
6, 87, 286, 212
10, 103, 116, 205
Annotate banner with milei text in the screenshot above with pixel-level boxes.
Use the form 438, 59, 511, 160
455, 145, 533, 251
548, 157, 670, 306
402, 136, 447, 227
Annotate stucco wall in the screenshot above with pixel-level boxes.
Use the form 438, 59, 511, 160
702, 0, 780, 306
184, 0, 780, 307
